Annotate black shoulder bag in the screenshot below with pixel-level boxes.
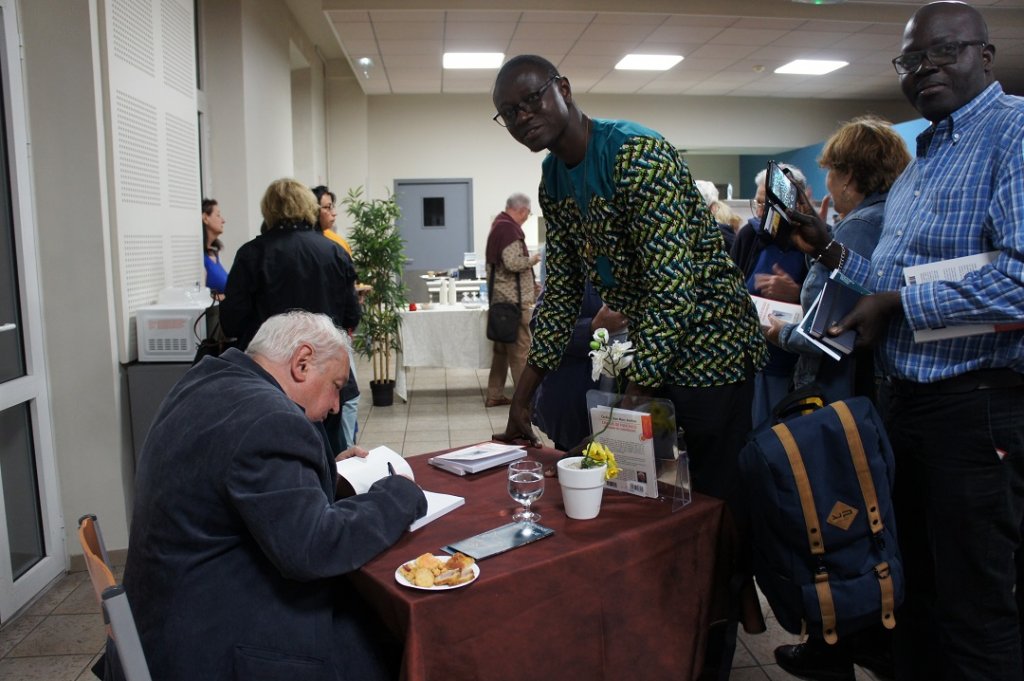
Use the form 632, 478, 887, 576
485, 265, 521, 343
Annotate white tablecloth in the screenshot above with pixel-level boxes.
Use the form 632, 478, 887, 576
396, 305, 492, 400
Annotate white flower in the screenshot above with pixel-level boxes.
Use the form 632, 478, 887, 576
588, 329, 634, 382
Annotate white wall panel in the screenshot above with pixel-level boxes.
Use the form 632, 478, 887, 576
102, 0, 201, 362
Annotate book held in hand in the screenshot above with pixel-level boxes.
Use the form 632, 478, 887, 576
427, 441, 526, 476
336, 446, 464, 531
798, 270, 869, 359
903, 251, 1024, 342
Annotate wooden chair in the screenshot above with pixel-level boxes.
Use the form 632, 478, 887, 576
77, 514, 152, 681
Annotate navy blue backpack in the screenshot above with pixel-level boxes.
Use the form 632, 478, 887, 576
739, 394, 903, 644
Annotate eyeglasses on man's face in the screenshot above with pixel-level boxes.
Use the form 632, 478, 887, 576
749, 198, 765, 217
891, 40, 987, 75
493, 76, 560, 128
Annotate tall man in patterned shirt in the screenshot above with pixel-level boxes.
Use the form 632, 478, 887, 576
491, 54, 768, 679
788, 3, 1024, 679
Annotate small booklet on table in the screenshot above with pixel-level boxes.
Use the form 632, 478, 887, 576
427, 441, 526, 476
442, 522, 555, 560
336, 446, 464, 532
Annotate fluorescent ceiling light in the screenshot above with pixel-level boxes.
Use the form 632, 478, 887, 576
615, 54, 683, 71
775, 59, 848, 75
443, 52, 504, 69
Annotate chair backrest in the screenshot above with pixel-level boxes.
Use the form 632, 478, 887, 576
78, 514, 116, 606
77, 514, 153, 681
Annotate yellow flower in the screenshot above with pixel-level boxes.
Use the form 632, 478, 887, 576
582, 441, 620, 480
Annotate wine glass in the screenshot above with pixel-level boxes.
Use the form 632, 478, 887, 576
508, 460, 545, 523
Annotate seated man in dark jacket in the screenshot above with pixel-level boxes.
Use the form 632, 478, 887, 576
123, 311, 426, 681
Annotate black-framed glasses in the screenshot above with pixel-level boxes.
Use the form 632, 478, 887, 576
493, 76, 560, 127
892, 40, 987, 75
320, 203, 336, 212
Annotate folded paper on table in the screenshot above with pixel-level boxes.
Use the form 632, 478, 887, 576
428, 441, 526, 476
337, 446, 464, 531
442, 522, 555, 560
903, 251, 1024, 342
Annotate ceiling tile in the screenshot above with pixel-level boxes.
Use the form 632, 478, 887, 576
369, 10, 444, 22
377, 40, 443, 56
443, 22, 516, 42
374, 21, 443, 40
520, 11, 594, 23
445, 10, 522, 22
712, 27, 791, 46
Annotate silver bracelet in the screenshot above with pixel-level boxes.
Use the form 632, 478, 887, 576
812, 239, 836, 265
836, 243, 849, 270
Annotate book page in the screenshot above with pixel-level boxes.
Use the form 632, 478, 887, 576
336, 446, 414, 495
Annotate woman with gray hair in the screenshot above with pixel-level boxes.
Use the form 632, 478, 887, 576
221, 178, 362, 454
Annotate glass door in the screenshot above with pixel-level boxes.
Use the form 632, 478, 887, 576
0, 1, 65, 620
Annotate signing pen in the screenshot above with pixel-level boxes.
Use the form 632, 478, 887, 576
387, 462, 396, 476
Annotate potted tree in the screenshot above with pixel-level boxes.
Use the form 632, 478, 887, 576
343, 187, 407, 406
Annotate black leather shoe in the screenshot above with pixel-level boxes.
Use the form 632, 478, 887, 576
774, 641, 855, 681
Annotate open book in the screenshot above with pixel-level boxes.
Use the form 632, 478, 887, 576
336, 446, 464, 532
428, 442, 526, 476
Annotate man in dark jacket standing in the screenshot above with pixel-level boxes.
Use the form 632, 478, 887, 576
124, 311, 425, 681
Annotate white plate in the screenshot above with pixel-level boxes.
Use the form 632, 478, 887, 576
394, 555, 480, 591
461, 302, 482, 309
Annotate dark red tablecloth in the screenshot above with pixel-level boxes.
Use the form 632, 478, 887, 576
348, 447, 730, 681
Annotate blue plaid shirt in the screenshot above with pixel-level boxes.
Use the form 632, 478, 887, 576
842, 82, 1024, 383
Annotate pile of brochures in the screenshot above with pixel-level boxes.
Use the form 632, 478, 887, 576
797, 270, 870, 360
428, 442, 526, 476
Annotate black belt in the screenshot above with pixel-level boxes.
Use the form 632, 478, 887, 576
887, 368, 1024, 396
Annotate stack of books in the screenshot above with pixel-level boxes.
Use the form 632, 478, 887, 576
428, 442, 526, 476
797, 271, 870, 360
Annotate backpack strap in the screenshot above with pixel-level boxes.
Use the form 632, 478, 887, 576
772, 423, 824, 556
773, 421, 838, 644
832, 401, 897, 630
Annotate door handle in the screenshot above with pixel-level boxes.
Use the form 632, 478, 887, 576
0, 323, 16, 333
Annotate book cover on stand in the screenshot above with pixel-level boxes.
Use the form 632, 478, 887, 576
586, 391, 669, 499
337, 446, 464, 531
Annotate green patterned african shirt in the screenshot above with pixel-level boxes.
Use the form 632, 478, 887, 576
532, 118, 767, 388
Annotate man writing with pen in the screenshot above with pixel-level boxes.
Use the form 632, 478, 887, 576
122, 311, 426, 681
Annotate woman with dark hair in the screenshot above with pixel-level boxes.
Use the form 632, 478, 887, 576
311, 184, 361, 447
202, 198, 228, 299
312, 185, 353, 256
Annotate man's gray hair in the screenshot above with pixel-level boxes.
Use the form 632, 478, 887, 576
754, 163, 807, 190
246, 311, 350, 368
506, 192, 531, 211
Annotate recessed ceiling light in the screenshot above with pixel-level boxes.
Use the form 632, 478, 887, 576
615, 54, 683, 71
775, 59, 848, 75
443, 52, 504, 69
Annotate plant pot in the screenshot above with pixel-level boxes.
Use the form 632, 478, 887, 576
556, 456, 607, 520
369, 379, 396, 407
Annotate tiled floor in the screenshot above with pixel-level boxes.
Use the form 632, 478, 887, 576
0, 362, 885, 680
